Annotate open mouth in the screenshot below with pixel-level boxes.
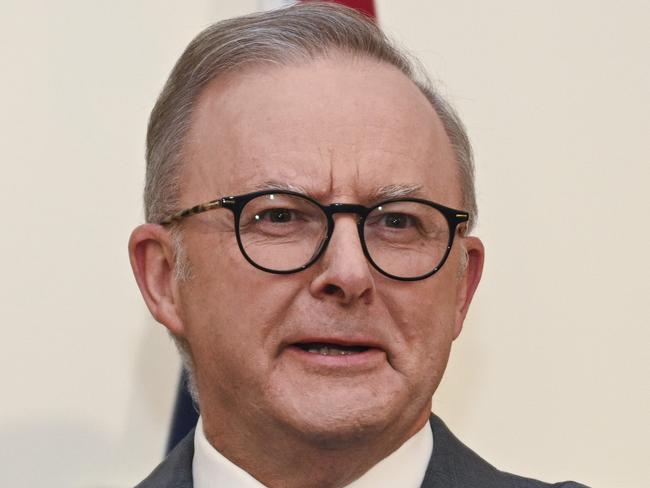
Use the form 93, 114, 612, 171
294, 342, 370, 356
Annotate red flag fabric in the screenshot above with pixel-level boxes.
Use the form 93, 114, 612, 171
301, 0, 376, 20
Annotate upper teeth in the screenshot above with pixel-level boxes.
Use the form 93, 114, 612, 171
307, 345, 357, 356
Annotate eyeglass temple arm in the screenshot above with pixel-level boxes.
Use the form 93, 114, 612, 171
158, 200, 225, 225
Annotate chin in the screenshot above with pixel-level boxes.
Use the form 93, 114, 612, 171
288, 412, 391, 448
268, 383, 413, 448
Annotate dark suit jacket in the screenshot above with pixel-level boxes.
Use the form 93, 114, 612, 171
135, 414, 588, 488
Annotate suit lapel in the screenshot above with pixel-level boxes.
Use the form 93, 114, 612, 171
420, 414, 502, 488
135, 429, 194, 488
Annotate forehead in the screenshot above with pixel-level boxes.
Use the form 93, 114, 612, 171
181, 55, 461, 206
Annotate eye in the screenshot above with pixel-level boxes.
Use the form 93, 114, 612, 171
366, 211, 419, 230
382, 213, 412, 229
256, 208, 295, 223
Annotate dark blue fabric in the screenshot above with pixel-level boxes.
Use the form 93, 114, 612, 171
166, 370, 199, 454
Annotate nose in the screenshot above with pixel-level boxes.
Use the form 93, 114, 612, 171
309, 214, 375, 305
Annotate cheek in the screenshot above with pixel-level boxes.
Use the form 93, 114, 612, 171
409, 312, 455, 378
386, 278, 459, 369
178, 273, 276, 402
178, 238, 303, 356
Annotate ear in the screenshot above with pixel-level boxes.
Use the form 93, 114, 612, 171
453, 236, 485, 339
128, 224, 186, 337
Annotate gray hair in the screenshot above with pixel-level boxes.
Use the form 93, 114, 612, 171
145, 2, 476, 227
144, 3, 477, 404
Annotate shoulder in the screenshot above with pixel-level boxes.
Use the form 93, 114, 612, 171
134, 429, 194, 488
421, 415, 590, 488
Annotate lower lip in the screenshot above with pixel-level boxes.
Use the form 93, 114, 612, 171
284, 345, 386, 371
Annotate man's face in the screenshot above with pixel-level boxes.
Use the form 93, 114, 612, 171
174, 56, 482, 446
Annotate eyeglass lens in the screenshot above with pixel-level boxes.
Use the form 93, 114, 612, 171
239, 193, 328, 272
364, 201, 450, 278
237, 193, 450, 278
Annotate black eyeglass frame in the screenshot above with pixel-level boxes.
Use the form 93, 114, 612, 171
159, 189, 470, 281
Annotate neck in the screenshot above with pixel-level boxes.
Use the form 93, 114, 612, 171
200, 406, 431, 488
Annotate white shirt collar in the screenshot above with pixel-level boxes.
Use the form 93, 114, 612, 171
193, 416, 433, 488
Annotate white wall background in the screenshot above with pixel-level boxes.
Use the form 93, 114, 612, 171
1, 1, 647, 487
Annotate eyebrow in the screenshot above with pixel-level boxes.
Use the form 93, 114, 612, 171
251, 180, 424, 202
368, 184, 424, 201
251, 180, 310, 194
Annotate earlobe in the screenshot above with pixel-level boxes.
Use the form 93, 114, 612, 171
453, 236, 485, 339
128, 224, 186, 337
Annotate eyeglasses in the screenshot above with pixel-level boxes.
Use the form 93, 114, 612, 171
159, 190, 469, 281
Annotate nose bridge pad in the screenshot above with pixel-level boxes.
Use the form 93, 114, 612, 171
310, 231, 329, 262
356, 215, 365, 239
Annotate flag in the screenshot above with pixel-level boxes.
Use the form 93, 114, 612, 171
259, 0, 376, 20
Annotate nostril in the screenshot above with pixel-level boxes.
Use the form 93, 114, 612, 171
324, 284, 340, 295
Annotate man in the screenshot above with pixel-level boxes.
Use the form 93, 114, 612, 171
129, 4, 587, 487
